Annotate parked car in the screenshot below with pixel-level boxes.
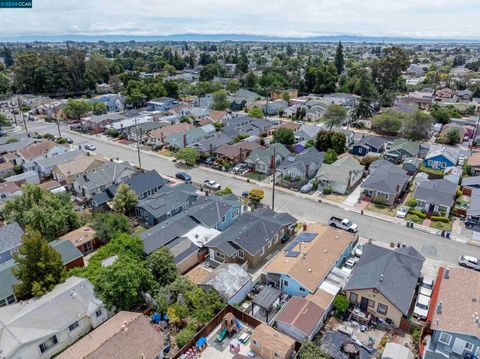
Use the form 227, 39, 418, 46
396, 206, 409, 218
200, 157, 215, 166
419, 276, 434, 297
84, 144, 96, 151
328, 216, 358, 233
352, 243, 364, 257
300, 179, 316, 194
413, 294, 430, 320
341, 258, 358, 276
459, 255, 480, 270
175, 172, 192, 183
233, 163, 248, 173
204, 180, 221, 190
66, 137, 73, 144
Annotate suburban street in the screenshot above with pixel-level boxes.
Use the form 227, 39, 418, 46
16, 119, 480, 266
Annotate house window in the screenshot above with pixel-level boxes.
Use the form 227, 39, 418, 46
439, 332, 452, 345
238, 250, 244, 259
299, 287, 305, 292
368, 299, 375, 308
465, 342, 474, 352
95, 309, 102, 318
39, 335, 58, 353
68, 321, 80, 332
428, 160, 434, 166
253, 339, 260, 348
222, 216, 226, 223
441, 162, 446, 169
377, 303, 388, 315
232, 209, 239, 217
283, 280, 289, 287
82, 241, 93, 253
349, 292, 358, 304
216, 251, 225, 260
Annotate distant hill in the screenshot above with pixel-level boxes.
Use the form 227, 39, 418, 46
1, 33, 480, 43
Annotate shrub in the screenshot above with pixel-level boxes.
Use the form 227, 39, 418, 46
408, 209, 426, 219
333, 294, 349, 314
405, 197, 417, 208
323, 185, 332, 194
372, 195, 387, 206
105, 128, 120, 138
431, 216, 450, 223
176, 327, 196, 349
409, 215, 421, 223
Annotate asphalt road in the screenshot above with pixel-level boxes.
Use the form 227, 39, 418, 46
21, 120, 480, 266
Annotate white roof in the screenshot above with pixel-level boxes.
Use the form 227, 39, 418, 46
417, 294, 430, 306
183, 225, 220, 247
0, 277, 103, 358
108, 116, 152, 130
382, 343, 414, 359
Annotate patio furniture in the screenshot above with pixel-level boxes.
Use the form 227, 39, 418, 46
239, 332, 250, 344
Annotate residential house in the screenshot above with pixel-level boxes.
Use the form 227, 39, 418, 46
0, 138, 36, 155
275, 121, 301, 132
229, 89, 261, 111
250, 323, 295, 359
167, 124, 216, 149
277, 147, 324, 181
398, 90, 434, 110
435, 88, 455, 99
223, 116, 277, 138
316, 157, 364, 194
263, 100, 288, 116
0, 160, 15, 178
205, 208, 296, 269
4, 171, 40, 186
146, 97, 178, 111
361, 164, 410, 206
306, 105, 328, 121
468, 152, 480, 175
344, 244, 425, 328
18, 141, 69, 172
81, 113, 125, 134
135, 183, 199, 226
90, 93, 124, 112
264, 224, 356, 297
216, 141, 261, 163
413, 179, 456, 216
147, 122, 193, 146
456, 89, 473, 101
59, 226, 99, 255
402, 157, 422, 174
295, 123, 322, 142
352, 135, 386, 157
180, 106, 211, 121
0, 222, 24, 264
52, 153, 106, 185
424, 144, 460, 170
57, 311, 168, 359
35, 149, 83, 178
462, 177, 480, 196
384, 139, 420, 164
72, 161, 136, 199
0, 182, 22, 199
271, 89, 298, 101
0, 239, 84, 307
141, 215, 220, 273
0, 276, 108, 359
91, 170, 167, 210
199, 263, 253, 305
424, 267, 480, 359
245, 143, 291, 174
207, 110, 229, 123
190, 133, 231, 156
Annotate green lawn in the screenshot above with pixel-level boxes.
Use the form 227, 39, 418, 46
430, 220, 452, 231
419, 164, 444, 176
366, 203, 398, 217
245, 172, 267, 181
405, 213, 423, 224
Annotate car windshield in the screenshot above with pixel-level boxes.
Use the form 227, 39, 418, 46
422, 282, 433, 290
345, 262, 355, 269
417, 303, 428, 310
344, 220, 352, 226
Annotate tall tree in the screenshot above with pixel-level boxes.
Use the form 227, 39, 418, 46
272, 128, 295, 145
112, 183, 138, 215
323, 104, 348, 130
401, 110, 433, 141
3, 46, 14, 68
13, 228, 66, 299
91, 212, 132, 244
147, 247, 178, 287
63, 98, 92, 120
211, 90, 229, 110
334, 41, 345, 74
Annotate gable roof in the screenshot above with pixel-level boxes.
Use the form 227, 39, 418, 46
206, 208, 296, 256
296, 124, 322, 140
0, 222, 24, 254
247, 143, 290, 166
251, 323, 295, 355
354, 135, 385, 151
186, 195, 240, 228
0, 276, 103, 358
316, 157, 363, 184
385, 139, 420, 158
361, 165, 410, 195
18, 140, 58, 160
148, 122, 192, 140
277, 147, 324, 175
426, 144, 460, 164
413, 179, 456, 207
344, 244, 424, 315
75, 161, 135, 191
274, 296, 325, 337
55, 153, 106, 178
35, 149, 84, 169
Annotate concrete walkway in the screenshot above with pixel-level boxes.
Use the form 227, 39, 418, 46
342, 185, 362, 207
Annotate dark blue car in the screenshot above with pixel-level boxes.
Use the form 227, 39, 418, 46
175, 172, 192, 183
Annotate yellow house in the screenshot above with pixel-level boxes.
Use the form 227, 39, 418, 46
343, 244, 424, 328
250, 323, 295, 359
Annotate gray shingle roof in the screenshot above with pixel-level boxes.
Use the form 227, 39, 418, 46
75, 161, 135, 191
361, 165, 410, 195
35, 149, 84, 170
354, 135, 385, 151
344, 244, 424, 315
277, 147, 324, 175
413, 179, 457, 208
186, 195, 240, 228
0, 222, 24, 254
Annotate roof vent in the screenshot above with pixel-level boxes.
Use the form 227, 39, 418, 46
379, 274, 384, 283
308, 268, 312, 272
444, 267, 450, 279
437, 302, 443, 314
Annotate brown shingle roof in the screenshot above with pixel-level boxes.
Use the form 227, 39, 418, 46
251, 323, 295, 355
216, 142, 261, 160
208, 110, 227, 122
18, 141, 56, 160
0, 182, 20, 194
59, 225, 96, 247
431, 267, 480, 337
264, 224, 354, 292
0, 161, 14, 171
55, 154, 105, 177
274, 297, 325, 337
149, 123, 192, 140
276, 121, 300, 131
469, 152, 480, 167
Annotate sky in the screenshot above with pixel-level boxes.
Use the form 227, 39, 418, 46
1, 0, 480, 39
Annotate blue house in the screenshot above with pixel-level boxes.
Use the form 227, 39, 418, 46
352, 135, 386, 157
424, 144, 460, 170
264, 224, 355, 297
147, 97, 178, 112
186, 194, 243, 231
424, 267, 480, 359
90, 94, 124, 112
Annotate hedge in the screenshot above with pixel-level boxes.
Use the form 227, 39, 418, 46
408, 209, 426, 219
430, 216, 450, 223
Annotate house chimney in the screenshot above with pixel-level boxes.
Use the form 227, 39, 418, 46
436, 302, 443, 314
183, 133, 187, 147
444, 267, 450, 279
161, 132, 165, 144
396, 184, 400, 192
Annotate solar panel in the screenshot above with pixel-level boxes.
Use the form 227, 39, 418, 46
295, 232, 317, 243
285, 250, 300, 257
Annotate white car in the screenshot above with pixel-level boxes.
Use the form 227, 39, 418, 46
414, 294, 430, 320
396, 206, 409, 218
459, 255, 480, 271
352, 243, 364, 257
341, 258, 358, 276
203, 180, 221, 190
419, 277, 434, 297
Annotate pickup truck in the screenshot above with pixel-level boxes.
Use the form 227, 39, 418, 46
328, 216, 358, 233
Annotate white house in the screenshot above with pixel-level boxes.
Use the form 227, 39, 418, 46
0, 276, 108, 359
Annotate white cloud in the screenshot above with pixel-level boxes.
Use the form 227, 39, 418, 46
0, 0, 479, 39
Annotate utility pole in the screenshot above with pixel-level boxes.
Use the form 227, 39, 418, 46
471, 115, 480, 151
54, 106, 62, 138
135, 117, 142, 169
271, 145, 276, 211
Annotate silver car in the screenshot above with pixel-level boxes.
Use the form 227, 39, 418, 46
459, 255, 480, 271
